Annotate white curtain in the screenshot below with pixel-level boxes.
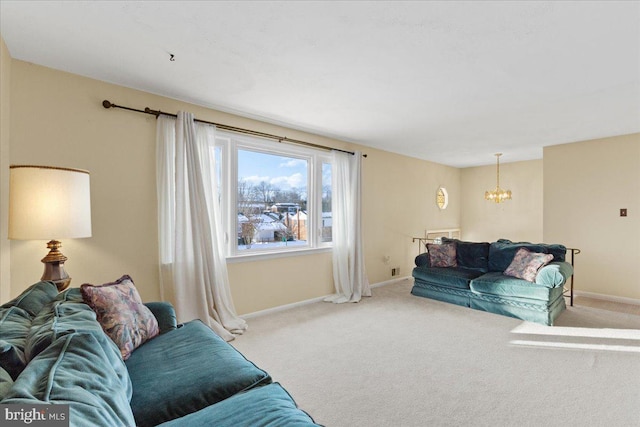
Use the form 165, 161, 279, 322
157, 112, 247, 341
325, 150, 371, 303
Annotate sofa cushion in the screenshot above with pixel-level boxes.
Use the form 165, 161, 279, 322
57, 287, 84, 303
470, 272, 562, 302
0, 367, 13, 400
413, 266, 483, 290
125, 319, 272, 427
0, 306, 33, 380
492, 239, 566, 268
417, 239, 490, 271
488, 241, 553, 272
456, 241, 490, 272
24, 299, 104, 362
2, 332, 135, 427
0, 281, 58, 318
427, 243, 457, 267
415, 252, 430, 267
501, 239, 566, 262
157, 383, 320, 427
81, 275, 159, 360
504, 248, 554, 282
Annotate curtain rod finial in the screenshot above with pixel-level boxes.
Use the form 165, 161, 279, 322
102, 100, 113, 109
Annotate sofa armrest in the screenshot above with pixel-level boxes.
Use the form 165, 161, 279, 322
535, 261, 574, 288
144, 302, 177, 334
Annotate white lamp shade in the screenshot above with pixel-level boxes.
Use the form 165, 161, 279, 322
9, 165, 92, 240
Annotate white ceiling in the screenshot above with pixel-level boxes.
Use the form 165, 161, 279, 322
1, 1, 639, 167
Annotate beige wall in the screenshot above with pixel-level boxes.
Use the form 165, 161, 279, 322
362, 149, 461, 282
460, 159, 543, 243
0, 37, 11, 302
544, 134, 640, 300
4, 58, 461, 314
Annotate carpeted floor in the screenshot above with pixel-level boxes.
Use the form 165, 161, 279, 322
232, 280, 640, 427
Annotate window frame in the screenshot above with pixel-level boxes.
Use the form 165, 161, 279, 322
215, 131, 333, 261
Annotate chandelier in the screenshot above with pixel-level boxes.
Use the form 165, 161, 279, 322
484, 153, 512, 203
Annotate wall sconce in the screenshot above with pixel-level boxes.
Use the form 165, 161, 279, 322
436, 187, 449, 210
9, 165, 92, 291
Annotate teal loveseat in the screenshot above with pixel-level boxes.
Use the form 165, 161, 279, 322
411, 238, 574, 325
0, 281, 319, 426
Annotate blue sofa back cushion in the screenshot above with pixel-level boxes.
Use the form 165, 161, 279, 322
1, 332, 135, 427
125, 319, 272, 427
416, 239, 490, 272
157, 383, 320, 427
415, 253, 430, 267
440, 238, 490, 272
489, 240, 566, 272
0, 285, 88, 383
24, 299, 104, 362
1, 281, 58, 318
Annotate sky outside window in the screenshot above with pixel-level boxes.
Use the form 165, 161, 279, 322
238, 149, 308, 197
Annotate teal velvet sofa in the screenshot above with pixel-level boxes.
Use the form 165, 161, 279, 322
411, 238, 574, 325
0, 281, 320, 426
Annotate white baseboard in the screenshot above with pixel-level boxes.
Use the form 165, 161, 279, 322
241, 276, 412, 319
370, 276, 411, 288
574, 290, 640, 306
241, 294, 329, 320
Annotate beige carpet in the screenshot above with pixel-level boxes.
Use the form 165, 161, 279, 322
232, 280, 640, 427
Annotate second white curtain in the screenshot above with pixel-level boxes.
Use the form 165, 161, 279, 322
157, 112, 247, 341
325, 150, 371, 303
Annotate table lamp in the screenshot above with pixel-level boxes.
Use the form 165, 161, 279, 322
9, 165, 92, 291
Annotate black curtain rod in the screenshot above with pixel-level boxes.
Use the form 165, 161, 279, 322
102, 100, 364, 157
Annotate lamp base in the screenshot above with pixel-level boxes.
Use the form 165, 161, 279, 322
41, 240, 71, 292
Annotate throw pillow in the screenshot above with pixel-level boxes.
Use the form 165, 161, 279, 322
81, 275, 159, 360
427, 243, 457, 268
504, 248, 554, 282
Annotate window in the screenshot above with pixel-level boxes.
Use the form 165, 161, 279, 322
216, 132, 332, 257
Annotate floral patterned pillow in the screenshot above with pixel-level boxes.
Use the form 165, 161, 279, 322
504, 248, 554, 282
427, 243, 457, 268
81, 275, 159, 360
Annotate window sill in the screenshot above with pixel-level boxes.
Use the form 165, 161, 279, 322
226, 246, 332, 263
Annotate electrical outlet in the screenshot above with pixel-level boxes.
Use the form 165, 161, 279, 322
391, 267, 400, 277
